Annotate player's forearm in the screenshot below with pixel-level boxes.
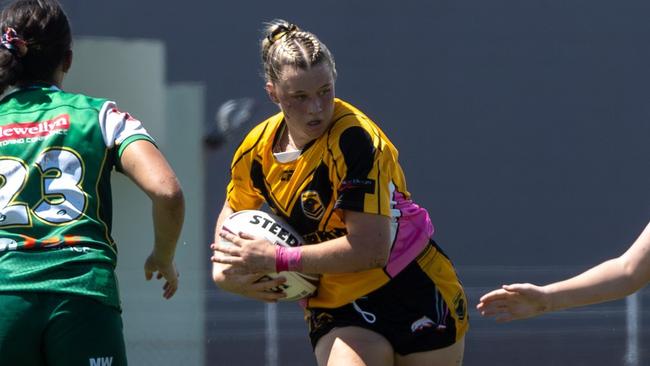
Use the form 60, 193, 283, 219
297, 210, 391, 274
151, 188, 185, 262
548, 222, 650, 311
212, 202, 235, 285
545, 257, 638, 312
300, 233, 390, 274
214, 202, 234, 245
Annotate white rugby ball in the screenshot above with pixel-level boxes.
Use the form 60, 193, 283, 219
220, 210, 318, 301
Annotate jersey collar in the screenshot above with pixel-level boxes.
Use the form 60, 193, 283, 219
1, 83, 61, 101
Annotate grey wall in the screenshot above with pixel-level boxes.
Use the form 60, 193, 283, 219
57, 1, 650, 365
64, 38, 206, 365
60, 0, 649, 266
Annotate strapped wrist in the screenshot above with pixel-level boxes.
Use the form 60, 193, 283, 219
275, 246, 302, 272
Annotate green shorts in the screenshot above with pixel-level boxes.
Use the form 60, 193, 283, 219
0, 292, 127, 366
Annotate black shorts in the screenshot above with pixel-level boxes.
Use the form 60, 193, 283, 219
306, 241, 468, 355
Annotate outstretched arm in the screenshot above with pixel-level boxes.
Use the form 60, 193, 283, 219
477, 221, 650, 322
120, 140, 185, 299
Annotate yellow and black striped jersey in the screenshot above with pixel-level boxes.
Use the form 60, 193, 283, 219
227, 98, 434, 308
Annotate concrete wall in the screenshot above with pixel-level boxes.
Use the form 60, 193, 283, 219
64, 37, 205, 365
56, 2, 650, 365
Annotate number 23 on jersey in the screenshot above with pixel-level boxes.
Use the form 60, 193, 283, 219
0, 147, 87, 228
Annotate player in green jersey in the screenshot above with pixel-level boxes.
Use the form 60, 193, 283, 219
0, 1, 185, 365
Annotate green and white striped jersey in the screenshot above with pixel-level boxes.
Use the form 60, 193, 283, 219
0, 85, 154, 309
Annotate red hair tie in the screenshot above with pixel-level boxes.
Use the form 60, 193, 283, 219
1, 27, 28, 57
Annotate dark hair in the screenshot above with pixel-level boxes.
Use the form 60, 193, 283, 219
0, 0, 71, 94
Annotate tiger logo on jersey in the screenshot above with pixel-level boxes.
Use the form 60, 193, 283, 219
280, 169, 294, 181
453, 291, 467, 321
301, 190, 324, 220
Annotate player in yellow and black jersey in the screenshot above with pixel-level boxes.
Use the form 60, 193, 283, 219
212, 19, 468, 366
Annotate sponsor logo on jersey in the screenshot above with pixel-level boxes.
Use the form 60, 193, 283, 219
0, 234, 88, 252
302, 228, 347, 244
0, 114, 70, 142
300, 190, 324, 220
339, 178, 375, 193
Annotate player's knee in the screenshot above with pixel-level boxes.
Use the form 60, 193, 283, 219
315, 327, 393, 366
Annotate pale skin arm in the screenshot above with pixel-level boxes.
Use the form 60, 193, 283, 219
120, 140, 185, 299
477, 221, 650, 322
211, 208, 392, 275
211, 201, 290, 302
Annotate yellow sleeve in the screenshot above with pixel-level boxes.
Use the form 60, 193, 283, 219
226, 132, 265, 211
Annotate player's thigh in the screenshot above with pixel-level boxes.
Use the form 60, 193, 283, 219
395, 336, 464, 366
0, 292, 45, 366
44, 295, 128, 366
315, 326, 394, 366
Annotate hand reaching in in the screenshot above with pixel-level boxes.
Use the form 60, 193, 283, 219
145, 252, 179, 299
476, 283, 551, 322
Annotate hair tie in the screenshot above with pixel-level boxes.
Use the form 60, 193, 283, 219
267, 24, 298, 44
1, 27, 28, 57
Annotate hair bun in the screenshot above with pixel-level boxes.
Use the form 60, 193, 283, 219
267, 22, 298, 44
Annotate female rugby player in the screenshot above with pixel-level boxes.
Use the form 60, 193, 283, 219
212, 19, 467, 366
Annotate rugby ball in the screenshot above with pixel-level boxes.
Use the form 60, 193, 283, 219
220, 210, 318, 301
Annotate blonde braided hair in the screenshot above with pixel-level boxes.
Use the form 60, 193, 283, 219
261, 19, 337, 83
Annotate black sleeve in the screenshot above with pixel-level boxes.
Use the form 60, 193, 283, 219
335, 126, 377, 211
